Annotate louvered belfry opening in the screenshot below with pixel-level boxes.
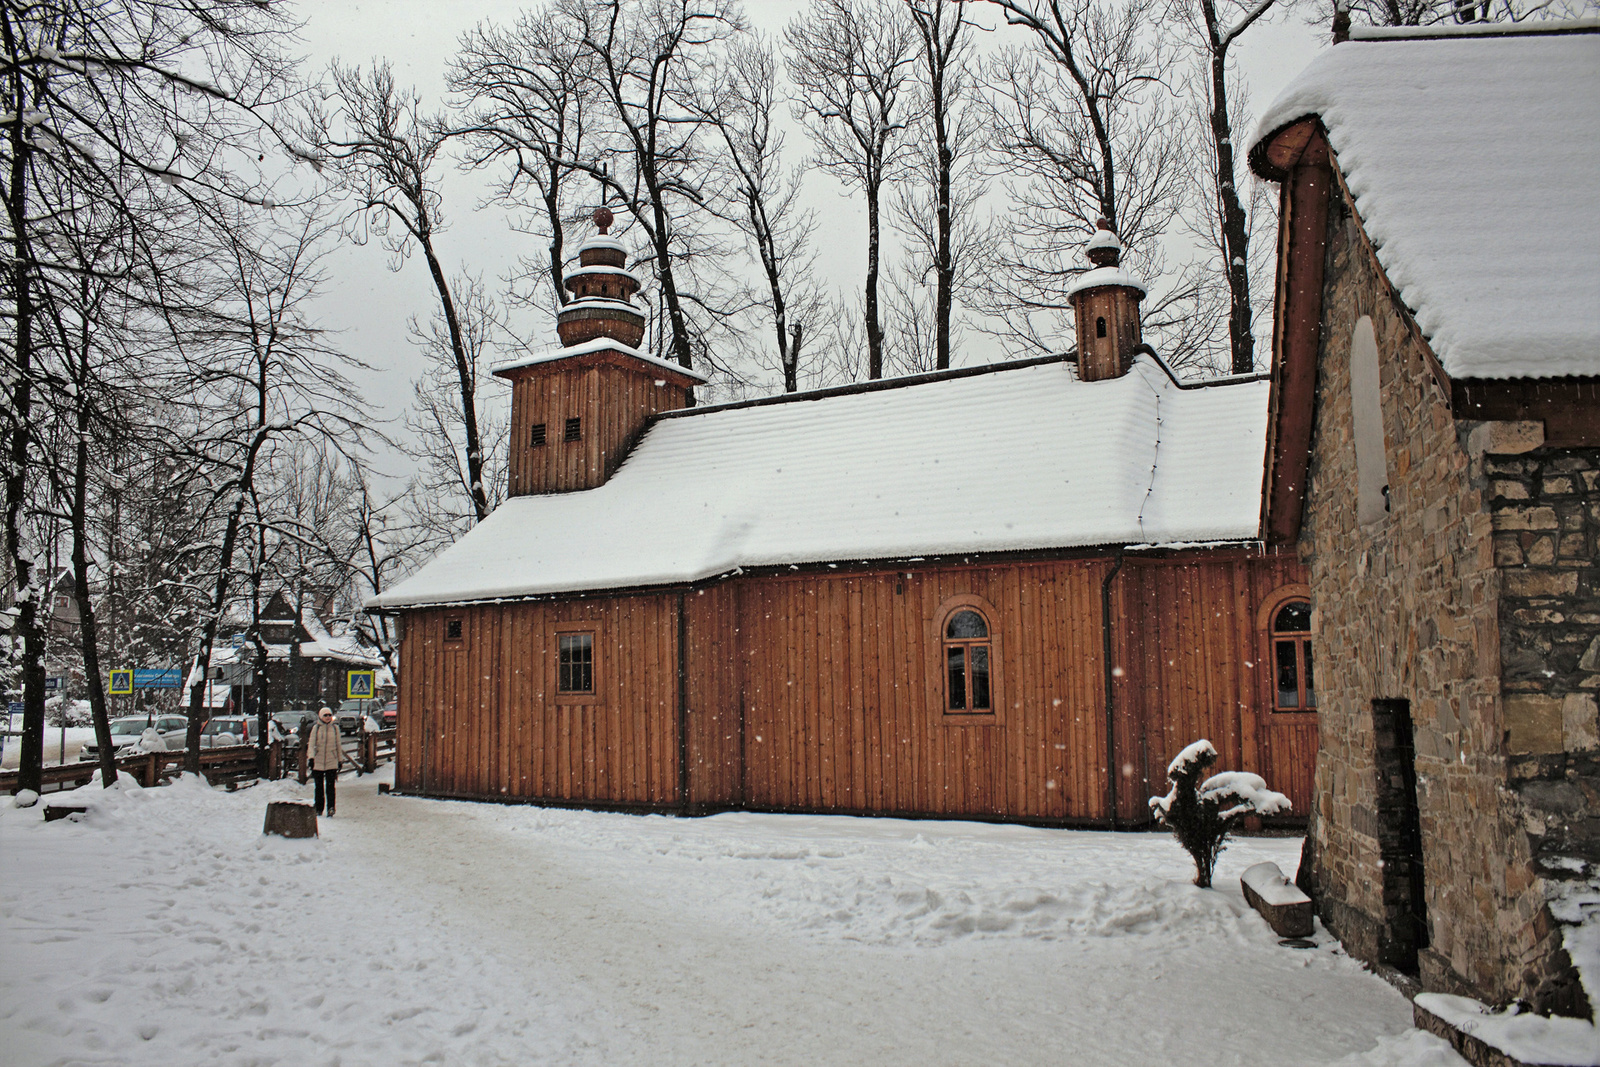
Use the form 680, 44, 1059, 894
1066, 219, 1147, 382
493, 207, 705, 497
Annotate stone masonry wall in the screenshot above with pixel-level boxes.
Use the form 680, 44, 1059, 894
1296, 175, 1579, 1010
1485, 442, 1600, 1015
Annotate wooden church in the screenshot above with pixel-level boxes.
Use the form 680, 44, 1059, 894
370, 209, 1315, 826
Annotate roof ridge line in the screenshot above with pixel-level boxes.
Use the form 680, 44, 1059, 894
660, 352, 1072, 419
1347, 18, 1599, 41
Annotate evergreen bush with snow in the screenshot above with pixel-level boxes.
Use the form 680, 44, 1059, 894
1149, 740, 1291, 888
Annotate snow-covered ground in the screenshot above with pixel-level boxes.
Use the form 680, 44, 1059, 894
0, 726, 96, 770
1, 771, 1467, 1066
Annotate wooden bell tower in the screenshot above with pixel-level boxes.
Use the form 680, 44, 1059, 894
494, 208, 706, 497
1066, 219, 1147, 382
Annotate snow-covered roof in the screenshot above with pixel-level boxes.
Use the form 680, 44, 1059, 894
1085, 227, 1123, 253
491, 336, 709, 384
566, 264, 643, 285
369, 358, 1270, 609
574, 234, 628, 256
1250, 27, 1600, 380
1064, 266, 1147, 301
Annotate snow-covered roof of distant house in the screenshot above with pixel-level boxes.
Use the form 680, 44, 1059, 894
369, 357, 1270, 609
1249, 25, 1600, 380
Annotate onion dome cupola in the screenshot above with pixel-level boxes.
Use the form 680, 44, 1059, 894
1064, 219, 1148, 382
491, 207, 705, 499
556, 207, 648, 349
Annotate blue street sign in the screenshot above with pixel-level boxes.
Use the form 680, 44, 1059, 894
134, 668, 183, 688
44, 676, 60, 691
7, 702, 22, 715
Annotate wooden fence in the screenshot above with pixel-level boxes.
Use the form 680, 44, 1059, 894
2, 729, 398, 796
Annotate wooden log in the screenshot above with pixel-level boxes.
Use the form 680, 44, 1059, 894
263, 800, 317, 839
44, 805, 89, 822
1240, 861, 1314, 938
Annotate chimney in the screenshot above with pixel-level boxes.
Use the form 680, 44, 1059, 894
493, 208, 706, 497
1065, 219, 1147, 382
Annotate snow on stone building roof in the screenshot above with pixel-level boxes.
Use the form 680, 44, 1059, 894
369, 357, 1270, 609
1250, 25, 1600, 380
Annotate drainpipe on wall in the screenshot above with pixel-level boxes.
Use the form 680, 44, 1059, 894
1101, 549, 1126, 829
677, 591, 690, 813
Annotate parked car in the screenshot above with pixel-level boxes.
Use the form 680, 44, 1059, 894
379, 699, 398, 730
78, 715, 189, 762
271, 708, 316, 748
336, 698, 383, 735
197, 716, 260, 749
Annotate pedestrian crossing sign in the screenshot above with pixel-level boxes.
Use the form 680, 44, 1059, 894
347, 670, 375, 699
109, 669, 133, 695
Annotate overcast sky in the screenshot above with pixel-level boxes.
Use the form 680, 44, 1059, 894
290, 0, 1328, 481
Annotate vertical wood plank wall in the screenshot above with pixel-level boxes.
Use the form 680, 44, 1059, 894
1114, 556, 1318, 818
506, 362, 688, 496
397, 595, 680, 806
396, 550, 1315, 823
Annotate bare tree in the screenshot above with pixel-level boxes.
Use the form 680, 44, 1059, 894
305, 63, 492, 524
1168, 0, 1277, 374
175, 209, 363, 771
450, 10, 593, 316
401, 274, 509, 553
703, 35, 825, 393
974, 0, 1192, 360
902, 0, 982, 371
344, 473, 421, 685
787, 0, 921, 380
1, 0, 302, 795
560, 0, 747, 377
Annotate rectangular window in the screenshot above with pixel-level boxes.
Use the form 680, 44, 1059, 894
1303, 645, 1316, 708
970, 646, 991, 710
530, 423, 547, 447
445, 617, 464, 644
1274, 640, 1300, 709
946, 647, 967, 710
558, 632, 594, 694
564, 417, 582, 442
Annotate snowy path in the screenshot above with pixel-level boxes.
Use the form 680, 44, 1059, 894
1, 772, 1465, 1066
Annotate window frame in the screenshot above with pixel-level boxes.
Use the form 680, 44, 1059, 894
442, 613, 466, 651
552, 622, 602, 705
1258, 585, 1316, 717
929, 594, 1001, 725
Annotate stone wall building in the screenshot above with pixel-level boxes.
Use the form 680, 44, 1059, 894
1249, 26, 1598, 1019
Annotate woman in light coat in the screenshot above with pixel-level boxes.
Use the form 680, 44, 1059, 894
306, 706, 351, 816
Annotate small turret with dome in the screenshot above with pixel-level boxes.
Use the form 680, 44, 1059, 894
491, 208, 706, 497
556, 207, 648, 348
1065, 218, 1148, 382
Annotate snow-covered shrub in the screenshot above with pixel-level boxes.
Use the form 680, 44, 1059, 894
1149, 740, 1291, 888
45, 697, 92, 727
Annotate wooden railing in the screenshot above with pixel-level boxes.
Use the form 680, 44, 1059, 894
3, 729, 399, 796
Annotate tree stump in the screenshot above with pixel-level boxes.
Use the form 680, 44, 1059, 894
263, 800, 317, 839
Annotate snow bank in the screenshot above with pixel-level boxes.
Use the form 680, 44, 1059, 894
372, 361, 1270, 607
1, 773, 1469, 1066
1416, 994, 1598, 1066
1251, 29, 1600, 380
